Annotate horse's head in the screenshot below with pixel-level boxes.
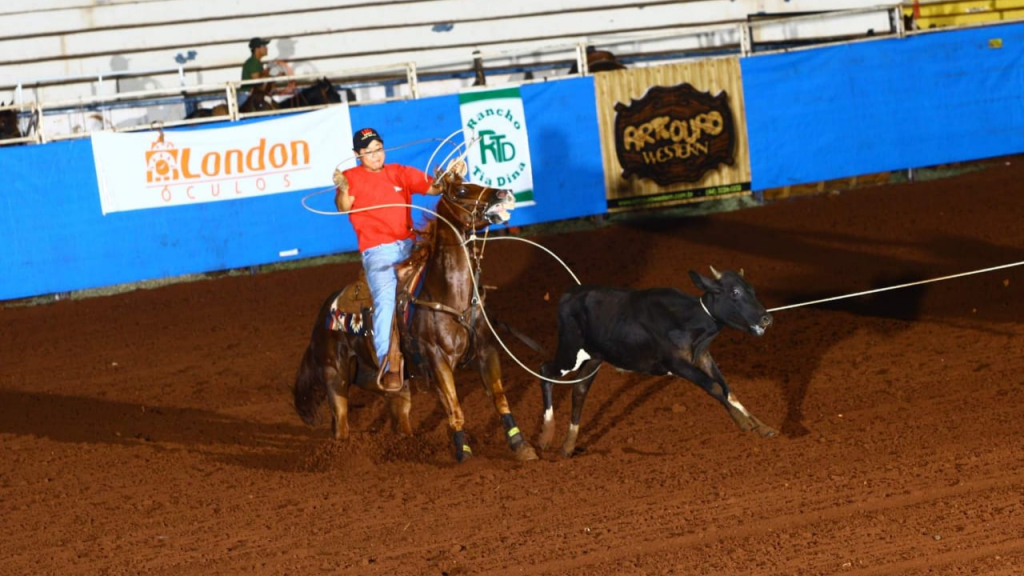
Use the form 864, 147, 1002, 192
240, 86, 276, 113
435, 172, 516, 230
313, 77, 342, 104
0, 103, 23, 140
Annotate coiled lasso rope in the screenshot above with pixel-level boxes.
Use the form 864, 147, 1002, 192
303, 132, 597, 384
299, 192, 596, 384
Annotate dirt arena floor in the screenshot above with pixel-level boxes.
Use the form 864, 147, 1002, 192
2, 159, 1023, 576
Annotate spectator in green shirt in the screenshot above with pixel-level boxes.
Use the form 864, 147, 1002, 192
241, 37, 270, 92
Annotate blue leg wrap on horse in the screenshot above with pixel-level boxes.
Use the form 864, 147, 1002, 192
452, 430, 472, 461
500, 413, 524, 449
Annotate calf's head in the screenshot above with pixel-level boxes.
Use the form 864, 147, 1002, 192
688, 266, 772, 336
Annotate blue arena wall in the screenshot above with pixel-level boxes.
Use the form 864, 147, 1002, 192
0, 78, 607, 301
3, 23, 1024, 301
742, 21, 1024, 190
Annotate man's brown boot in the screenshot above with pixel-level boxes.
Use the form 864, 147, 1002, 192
379, 368, 404, 393
377, 315, 405, 392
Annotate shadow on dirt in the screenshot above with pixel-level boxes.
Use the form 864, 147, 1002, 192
0, 390, 312, 471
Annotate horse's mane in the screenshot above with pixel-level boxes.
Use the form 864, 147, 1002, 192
405, 217, 439, 268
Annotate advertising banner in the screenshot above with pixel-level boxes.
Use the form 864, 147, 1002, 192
459, 86, 535, 205
91, 105, 353, 215
593, 59, 752, 212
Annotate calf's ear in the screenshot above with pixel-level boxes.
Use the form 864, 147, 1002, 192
688, 270, 720, 293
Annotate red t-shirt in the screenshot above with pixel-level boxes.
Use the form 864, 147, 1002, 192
343, 164, 433, 252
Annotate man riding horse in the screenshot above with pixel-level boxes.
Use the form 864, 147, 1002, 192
332, 127, 465, 392
295, 148, 530, 462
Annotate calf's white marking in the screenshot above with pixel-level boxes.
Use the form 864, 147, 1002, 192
561, 349, 592, 376
727, 393, 750, 416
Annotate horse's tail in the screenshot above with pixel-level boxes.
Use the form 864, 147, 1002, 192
292, 290, 341, 426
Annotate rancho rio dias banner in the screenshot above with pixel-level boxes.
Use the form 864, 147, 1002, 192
593, 58, 752, 212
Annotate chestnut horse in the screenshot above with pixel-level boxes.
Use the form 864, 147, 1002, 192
293, 172, 538, 462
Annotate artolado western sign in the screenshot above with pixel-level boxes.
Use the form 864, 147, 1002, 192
613, 83, 736, 187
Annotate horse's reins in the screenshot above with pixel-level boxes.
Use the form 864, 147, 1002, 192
302, 192, 598, 385
403, 188, 492, 358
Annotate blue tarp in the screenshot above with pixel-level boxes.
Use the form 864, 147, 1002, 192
0, 77, 607, 300
742, 22, 1024, 190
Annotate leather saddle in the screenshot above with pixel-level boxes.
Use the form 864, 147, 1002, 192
334, 273, 373, 315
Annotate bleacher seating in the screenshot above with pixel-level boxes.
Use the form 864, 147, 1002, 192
1, 0, 903, 140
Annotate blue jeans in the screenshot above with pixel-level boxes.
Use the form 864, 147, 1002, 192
361, 238, 413, 368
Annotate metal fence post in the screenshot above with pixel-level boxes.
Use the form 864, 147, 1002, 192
406, 62, 420, 99
576, 43, 588, 76
739, 23, 753, 56
226, 83, 239, 121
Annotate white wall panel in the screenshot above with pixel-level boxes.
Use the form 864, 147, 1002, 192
3, 2, 734, 61
1, 0, 896, 104
0, 0, 162, 16
752, 12, 893, 42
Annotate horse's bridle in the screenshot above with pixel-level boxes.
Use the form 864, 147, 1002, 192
439, 184, 491, 228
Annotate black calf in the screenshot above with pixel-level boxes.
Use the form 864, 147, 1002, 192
538, 266, 775, 457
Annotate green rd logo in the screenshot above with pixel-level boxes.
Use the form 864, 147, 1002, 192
478, 129, 515, 163
459, 87, 534, 203
467, 112, 525, 188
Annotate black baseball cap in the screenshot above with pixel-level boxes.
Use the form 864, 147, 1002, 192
353, 127, 383, 151
248, 37, 270, 50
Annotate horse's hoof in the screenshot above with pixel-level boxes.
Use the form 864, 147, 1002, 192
452, 430, 473, 462
512, 443, 539, 462
454, 445, 474, 463
758, 426, 778, 438
781, 420, 811, 438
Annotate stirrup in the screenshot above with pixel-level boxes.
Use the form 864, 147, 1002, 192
376, 357, 404, 393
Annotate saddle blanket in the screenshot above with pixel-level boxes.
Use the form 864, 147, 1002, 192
326, 263, 428, 336
327, 305, 369, 336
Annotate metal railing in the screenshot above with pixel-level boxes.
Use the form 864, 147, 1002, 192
0, 4, 928, 146
0, 62, 425, 145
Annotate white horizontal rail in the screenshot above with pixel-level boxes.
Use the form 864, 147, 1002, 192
0, 3, 979, 143
0, 3, 901, 91
3, 61, 426, 142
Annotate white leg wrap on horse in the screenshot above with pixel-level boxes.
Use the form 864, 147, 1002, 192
568, 423, 579, 436
543, 407, 554, 423
727, 393, 750, 416
561, 349, 591, 376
